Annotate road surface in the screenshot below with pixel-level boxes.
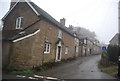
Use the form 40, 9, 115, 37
36, 54, 116, 79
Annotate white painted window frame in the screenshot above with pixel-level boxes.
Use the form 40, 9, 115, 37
84, 39, 87, 44
74, 33, 77, 41
76, 39, 79, 43
58, 30, 62, 39
44, 43, 51, 54
65, 47, 68, 54
16, 17, 23, 29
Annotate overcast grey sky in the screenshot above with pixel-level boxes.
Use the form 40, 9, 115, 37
0, 0, 119, 44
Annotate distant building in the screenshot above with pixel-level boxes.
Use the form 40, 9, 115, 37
109, 33, 119, 46
79, 35, 101, 56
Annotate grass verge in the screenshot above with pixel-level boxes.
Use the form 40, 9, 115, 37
8, 69, 35, 75
99, 64, 118, 77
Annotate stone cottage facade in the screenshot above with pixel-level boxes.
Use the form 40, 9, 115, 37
79, 37, 101, 56
2, 0, 81, 70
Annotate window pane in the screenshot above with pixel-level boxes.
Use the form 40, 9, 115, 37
65, 47, 68, 54
16, 18, 19, 28
18, 18, 21, 28
20, 17, 23, 27
16, 17, 23, 29
58, 30, 62, 38
47, 44, 49, 52
44, 43, 47, 52
44, 43, 51, 53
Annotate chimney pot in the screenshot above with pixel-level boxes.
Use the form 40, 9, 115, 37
60, 18, 66, 26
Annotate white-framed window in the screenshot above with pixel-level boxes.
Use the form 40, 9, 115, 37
74, 33, 77, 41
76, 39, 79, 43
44, 43, 51, 54
84, 39, 87, 44
65, 47, 68, 54
58, 30, 62, 38
76, 46, 79, 53
16, 17, 23, 29
75, 38, 77, 41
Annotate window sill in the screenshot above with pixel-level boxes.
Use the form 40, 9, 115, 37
58, 37, 62, 39
16, 28, 23, 30
44, 52, 50, 54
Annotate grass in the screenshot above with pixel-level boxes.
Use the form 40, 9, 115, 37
99, 64, 118, 77
9, 69, 35, 75
99, 51, 119, 77
4, 61, 60, 74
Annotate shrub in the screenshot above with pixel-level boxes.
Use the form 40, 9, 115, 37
33, 61, 59, 71
107, 45, 120, 62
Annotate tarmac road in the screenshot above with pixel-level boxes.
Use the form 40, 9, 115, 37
36, 54, 116, 79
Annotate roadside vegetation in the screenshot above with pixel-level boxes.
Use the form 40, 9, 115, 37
3, 57, 76, 75
99, 62, 118, 77
99, 45, 120, 77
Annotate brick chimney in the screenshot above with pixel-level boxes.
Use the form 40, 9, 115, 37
10, 0, 18, 10
60, 18, 66, 26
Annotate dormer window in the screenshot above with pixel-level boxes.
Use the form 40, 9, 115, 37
84, 39, 87, 45
16, 17, 23, 29
58, 30, 62, 38
74, 33, 77, 40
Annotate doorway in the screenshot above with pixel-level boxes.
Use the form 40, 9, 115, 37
56, 44, 62, 61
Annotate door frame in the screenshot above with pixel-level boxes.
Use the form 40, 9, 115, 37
76, 46, 79, 57
55, 42, 62, 62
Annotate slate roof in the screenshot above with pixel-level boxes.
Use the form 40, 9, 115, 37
29, 2, 76, 38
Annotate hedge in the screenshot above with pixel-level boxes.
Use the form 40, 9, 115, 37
107, 45, 120, 62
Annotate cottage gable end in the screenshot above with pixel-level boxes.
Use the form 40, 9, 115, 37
2, 0, 39, 21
